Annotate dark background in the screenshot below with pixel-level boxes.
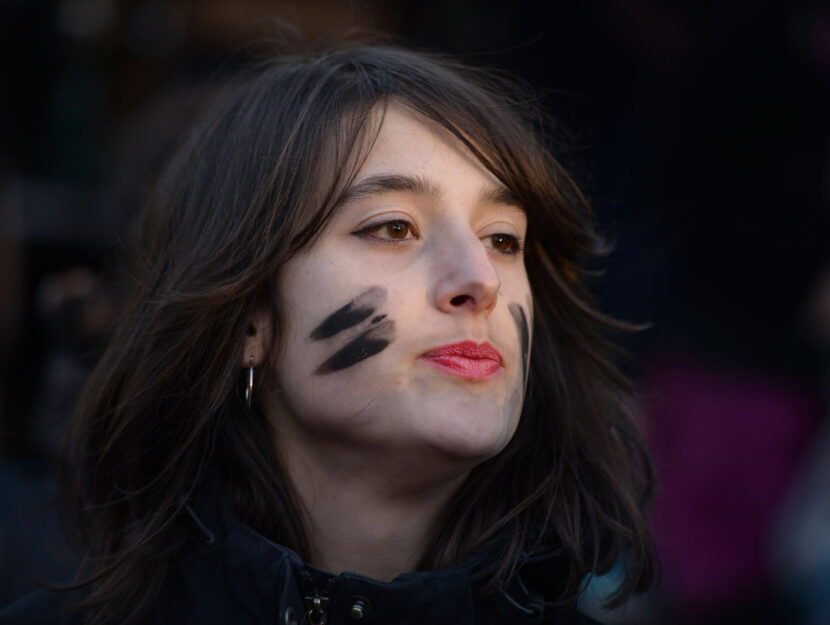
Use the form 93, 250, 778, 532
1, 1, 829, 623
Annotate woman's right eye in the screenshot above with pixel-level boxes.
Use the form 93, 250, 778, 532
353, 220, 416, 242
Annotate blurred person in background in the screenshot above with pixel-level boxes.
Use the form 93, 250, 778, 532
630, 11, 830, 623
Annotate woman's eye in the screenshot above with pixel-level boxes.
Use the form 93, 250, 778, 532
354, 220, 415, 241
488, 233, 523, 255
384, 221, 410, 240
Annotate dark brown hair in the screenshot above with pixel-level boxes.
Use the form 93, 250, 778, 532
65, 43, 655, 624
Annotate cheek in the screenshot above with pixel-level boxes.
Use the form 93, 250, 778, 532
307, 286, 396, 375
266, 285, 403, 429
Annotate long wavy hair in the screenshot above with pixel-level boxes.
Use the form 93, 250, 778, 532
64, 43, 656, 624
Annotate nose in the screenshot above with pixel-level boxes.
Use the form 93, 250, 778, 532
431, 229, 501, 315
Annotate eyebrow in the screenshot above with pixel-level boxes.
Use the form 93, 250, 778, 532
478, 184, 522, 209
336, 173, 523, 211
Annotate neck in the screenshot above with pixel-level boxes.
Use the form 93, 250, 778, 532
276, 438, 469, 581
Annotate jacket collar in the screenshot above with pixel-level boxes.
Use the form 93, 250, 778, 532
179, 500, 572, 625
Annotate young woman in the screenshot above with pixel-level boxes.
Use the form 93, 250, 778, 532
1, 44, 655, 624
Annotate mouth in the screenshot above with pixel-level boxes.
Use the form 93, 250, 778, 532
419, 340, 503, 380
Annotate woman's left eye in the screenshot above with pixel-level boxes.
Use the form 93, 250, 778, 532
487, 233, 523, 255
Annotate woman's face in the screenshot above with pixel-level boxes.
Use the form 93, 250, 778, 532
263, 105, 532, 468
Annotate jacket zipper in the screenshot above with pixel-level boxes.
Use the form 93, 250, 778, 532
304, 591, 329, 625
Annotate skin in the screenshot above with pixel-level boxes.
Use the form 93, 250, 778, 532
242, 104, 532, 580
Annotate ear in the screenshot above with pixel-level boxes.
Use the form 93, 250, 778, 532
239, 308, 272, 368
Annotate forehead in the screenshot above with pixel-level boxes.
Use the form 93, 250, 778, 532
354, 104, 515, 203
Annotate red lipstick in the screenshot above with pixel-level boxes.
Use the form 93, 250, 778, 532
420, 341, 503, 380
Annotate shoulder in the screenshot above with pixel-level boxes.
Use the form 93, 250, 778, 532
482, 548, 607, 625
0, 590, 78, 625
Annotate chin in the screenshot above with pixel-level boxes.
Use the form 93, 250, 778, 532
423, 404, 518, 462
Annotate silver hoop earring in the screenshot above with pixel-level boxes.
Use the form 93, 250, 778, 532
245, 356, 254, 409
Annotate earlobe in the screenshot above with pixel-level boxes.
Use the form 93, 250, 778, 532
239, 309, 271, 368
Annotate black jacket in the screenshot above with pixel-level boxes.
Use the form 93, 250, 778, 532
0, 504, 602, 625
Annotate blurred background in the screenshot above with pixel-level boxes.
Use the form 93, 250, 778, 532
1, 1, 829, 623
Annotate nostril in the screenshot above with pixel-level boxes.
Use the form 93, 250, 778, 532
450, 295, 471, 307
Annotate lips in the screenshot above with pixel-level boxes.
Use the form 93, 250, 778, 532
419, 340, 503, 380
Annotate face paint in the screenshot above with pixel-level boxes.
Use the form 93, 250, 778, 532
316, 318, 396, 374
309, 286, 386, 341
310, 286, 396, 374
509, 302, 529, 389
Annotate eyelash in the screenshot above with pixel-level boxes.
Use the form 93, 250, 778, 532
352, 219, 524, 255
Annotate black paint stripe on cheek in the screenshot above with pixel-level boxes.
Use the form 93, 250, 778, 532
315, 319, 396, 374
309, 286, 385, 340
509, 302, 529, 387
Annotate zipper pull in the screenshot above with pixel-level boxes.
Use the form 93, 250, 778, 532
304, 591, 329, 625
